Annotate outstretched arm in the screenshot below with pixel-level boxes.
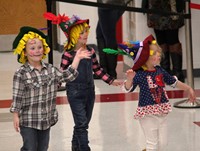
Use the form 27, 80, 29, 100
176, 81, 196, 102
110, 79, 123, 86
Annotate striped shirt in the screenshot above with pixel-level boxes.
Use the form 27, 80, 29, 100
10, 62, 78, 130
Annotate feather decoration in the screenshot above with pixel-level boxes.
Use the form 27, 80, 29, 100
43, 12, 70, 24
103, 48, 129, 56
129, 40, 140, 45
118, 41, 140, 50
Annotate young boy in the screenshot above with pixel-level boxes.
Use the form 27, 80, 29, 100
10, 26, 91, 151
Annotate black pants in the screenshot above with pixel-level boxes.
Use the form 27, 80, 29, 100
96, 8, 124, 78
154, 29, 184, 82
154, 29, 180, 45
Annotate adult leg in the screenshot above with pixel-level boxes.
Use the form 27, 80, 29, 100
166, 29, 185, 82
98, 8, 124, 78
106, 9, 125, 78
20, 126, 38, 151
170, 43, 184, 82
154, 29, 171, 74
96, 20, 107, 72
159, 44, 171, 74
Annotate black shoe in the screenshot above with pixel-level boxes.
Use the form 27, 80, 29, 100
93, 74, 101, 79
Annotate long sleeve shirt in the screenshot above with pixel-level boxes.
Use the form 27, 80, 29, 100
122, 66, 177, 119
10, 61, 78, 130
60, 46, 114, 85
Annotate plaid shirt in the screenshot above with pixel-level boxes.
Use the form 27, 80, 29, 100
10, 62, 78, 130
60, 46, 114, 84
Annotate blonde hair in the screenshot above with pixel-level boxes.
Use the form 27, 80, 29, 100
14, 31, 50, 64
64, 22, 90, 50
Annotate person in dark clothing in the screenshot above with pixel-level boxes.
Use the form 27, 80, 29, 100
96, 0, 131, 79
142, 0, 185, 82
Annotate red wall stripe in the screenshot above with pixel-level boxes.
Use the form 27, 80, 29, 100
1, 89, 200, 108
190, 2, 200, 10
116, 17, 123, 61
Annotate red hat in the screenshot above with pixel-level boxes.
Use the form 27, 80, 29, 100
118, 35, 155, 70
44, 12, 89, 50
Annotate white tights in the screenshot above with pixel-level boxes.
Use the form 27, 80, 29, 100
139, 114, 168, 151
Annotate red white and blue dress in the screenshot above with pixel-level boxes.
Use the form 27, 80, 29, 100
123, 66, 178, 119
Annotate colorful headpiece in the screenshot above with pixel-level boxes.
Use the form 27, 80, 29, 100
13, 26, 50, 64
44, 12, 89, 51
103, 35, 155, 71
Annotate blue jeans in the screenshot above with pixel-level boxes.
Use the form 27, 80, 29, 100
20, 126, 50, 151
67, 84, 95, 151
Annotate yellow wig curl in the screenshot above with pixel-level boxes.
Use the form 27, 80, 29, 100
64, 22, 90, 51
14, 31, 50, 64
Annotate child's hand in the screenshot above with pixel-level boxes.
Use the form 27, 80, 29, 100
76, 47, 92, 60
176, 81, 196, 103
111, 79, 123, 86
188, 88, 196, 103
126, 69, 136, 81
13, 113, 20, 132
71, 47, 92, 69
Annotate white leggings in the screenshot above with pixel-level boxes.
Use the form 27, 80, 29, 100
139, 114, 168, 151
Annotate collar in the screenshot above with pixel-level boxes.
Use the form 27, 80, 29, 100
24, 61, 47, 71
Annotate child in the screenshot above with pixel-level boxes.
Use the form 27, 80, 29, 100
10, 26, 92, 151
104, 35, 196, 151
124, 35, 196, 151
44, 13, 122, 151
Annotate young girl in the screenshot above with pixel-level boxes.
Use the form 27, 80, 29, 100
44, 13, 122, 151
123, 35, 195, 151
104, 34, 196, 151
10, 26, 91, 151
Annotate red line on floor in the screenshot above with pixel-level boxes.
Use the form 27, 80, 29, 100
1, 89, 200, 108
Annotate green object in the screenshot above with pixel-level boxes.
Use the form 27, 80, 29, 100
103, 48, 129, 56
